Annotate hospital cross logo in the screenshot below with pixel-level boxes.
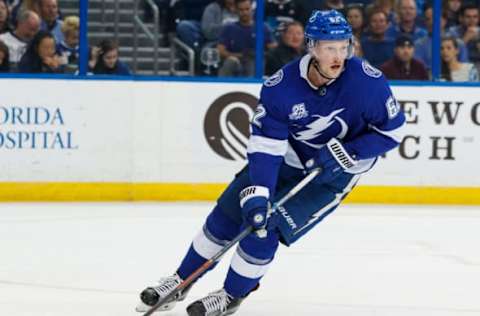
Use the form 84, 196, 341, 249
204, 92, 258, 161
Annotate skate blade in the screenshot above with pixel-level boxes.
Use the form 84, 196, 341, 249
135, 301, 176, 313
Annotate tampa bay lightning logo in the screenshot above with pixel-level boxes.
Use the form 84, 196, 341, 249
291, 108, 348, 148
362, 61, 382, 78
264, 70, 283, 87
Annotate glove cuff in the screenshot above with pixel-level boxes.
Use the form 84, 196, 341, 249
326, 138, 357, 170
239, 185, 270, 208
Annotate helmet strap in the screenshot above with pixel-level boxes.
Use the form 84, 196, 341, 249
311, 58, 337, 81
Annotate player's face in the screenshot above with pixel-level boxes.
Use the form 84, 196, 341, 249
310, 40, 349, 78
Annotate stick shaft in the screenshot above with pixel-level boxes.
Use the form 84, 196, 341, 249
143, 170, 319, 316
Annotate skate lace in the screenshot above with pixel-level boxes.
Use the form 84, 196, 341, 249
153, 275, 181, 296
202, 289, 231, 313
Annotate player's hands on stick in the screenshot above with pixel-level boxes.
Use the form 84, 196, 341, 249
239, 185, 270, 232
305, 138, 357, 184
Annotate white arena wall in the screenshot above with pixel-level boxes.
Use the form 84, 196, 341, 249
1, 77, 479, 204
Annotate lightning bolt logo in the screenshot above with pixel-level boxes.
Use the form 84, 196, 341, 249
291, 108, 348, 148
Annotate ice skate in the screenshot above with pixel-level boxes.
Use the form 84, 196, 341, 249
135, 273, 192, 313
186, 288, 245, 316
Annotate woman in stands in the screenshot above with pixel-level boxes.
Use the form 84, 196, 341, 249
345, 3, 365, 40
18, 30, 63, 73
440, 36, 479, 81
0, 39, 9, 72
89, 39, 131, 76
0, 0, 10, 34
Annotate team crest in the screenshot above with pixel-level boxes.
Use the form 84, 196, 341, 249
264, 69, 284, 87
362, 61, 382, 78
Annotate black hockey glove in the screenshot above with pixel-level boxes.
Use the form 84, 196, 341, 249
305, 138, 357, 184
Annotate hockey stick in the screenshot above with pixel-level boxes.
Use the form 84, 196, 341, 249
142, 169, 320, 316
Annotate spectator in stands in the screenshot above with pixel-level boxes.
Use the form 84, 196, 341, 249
175, 0, 213, 52
447, 4, 479, 47
89, 39, 131, 76
440, 35, 478, 81
361, 8, 395, 67
10, 0, 40, 25
295, 0, 323, 25
414, 4, 469, 71
144, 0, 175, 38
18, 30, 62, 73
201, 0, 238, 43
385, 0, 427, 41
0, 9, 40, 64
265, 0, 302, 34
0, 0, 11, 34
0, 39, 9, 71
380, 34, 428, 80
444, 0, 462, 28
57, 15, 78, 72
366, 0, 395, 23
217, 0, 276, 77
19, 0, 40, 14
265, 20, 304, 75
316, 0, 346, 16
39, 0, 63, 44
346, 3, 366, 40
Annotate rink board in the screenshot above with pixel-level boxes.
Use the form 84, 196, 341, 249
1, 78, 479, 204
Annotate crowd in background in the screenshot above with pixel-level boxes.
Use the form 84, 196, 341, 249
0, 0, 130, 75
149, 0, 480, 81
1, 0, 480, 81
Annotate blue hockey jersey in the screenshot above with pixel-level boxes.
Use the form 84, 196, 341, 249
247, 55, 406, 195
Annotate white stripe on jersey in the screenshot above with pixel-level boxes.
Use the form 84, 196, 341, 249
247, 135, 288, 156
230, 249, 272, 279
369, 123, 405, 143
284, 143, 304, 169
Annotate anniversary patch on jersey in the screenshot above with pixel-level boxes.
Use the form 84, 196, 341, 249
362, 61, 382, 78
264, 69, 284, 87
385, 96, 400, 119
289, 103, 309, 120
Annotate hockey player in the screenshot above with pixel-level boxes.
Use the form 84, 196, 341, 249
136, 9, 405, 316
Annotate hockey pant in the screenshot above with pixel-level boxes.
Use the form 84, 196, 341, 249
177, 163, 360, 298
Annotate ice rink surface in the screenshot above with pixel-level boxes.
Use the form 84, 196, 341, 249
1, 202, 479, 316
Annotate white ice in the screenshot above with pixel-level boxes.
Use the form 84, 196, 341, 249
0, 202, 479, 316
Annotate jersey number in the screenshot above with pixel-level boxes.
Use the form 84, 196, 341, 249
252, 104, 266, 128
